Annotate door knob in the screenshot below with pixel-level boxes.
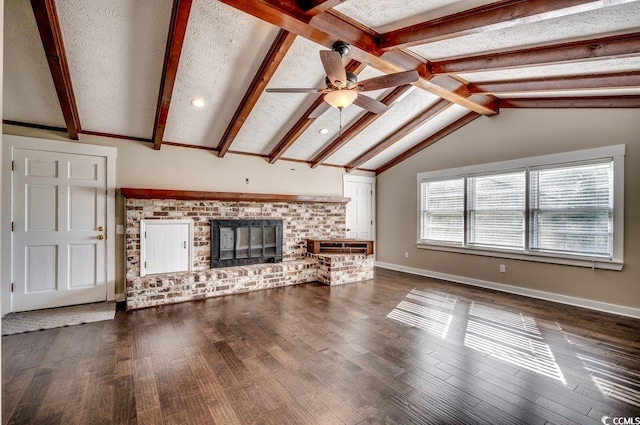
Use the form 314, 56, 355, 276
97, 235, 105, 240
97, 226, 104, 231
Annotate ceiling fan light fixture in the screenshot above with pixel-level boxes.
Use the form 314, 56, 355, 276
324, 90, 357, 109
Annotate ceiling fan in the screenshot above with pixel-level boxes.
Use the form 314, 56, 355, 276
266, 41, 419, 117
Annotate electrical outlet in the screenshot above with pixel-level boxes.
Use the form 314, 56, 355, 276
404, 252, 409, 258
500, 264, 506, 273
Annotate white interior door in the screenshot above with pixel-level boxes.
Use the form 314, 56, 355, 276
344, 175, 375, 240
12, 148, 108, 311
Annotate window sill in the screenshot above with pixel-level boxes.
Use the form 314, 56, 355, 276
416, 243, 623, 271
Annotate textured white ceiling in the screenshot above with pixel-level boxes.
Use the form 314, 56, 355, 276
231, 37, 333, 155
3, 0, 640, 172
56, 0, 172, 138
285, 66, 391, 161
334, 0, 500, 33
3, 0, 66, 127
360, 104, 472, 170
325, 89, 441, 165
410, 2, 640, 60
460, 57, 640, 83
163, 0, 279, 147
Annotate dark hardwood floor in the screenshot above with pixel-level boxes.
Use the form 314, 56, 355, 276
3, 267, 640, 424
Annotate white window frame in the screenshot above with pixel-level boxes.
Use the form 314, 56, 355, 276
416, 145, 625, 270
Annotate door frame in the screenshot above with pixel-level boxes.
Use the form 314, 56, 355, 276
2, 134, 117, 314
342, 174, 376, 253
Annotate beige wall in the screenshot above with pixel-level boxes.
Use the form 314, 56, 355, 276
1, 2, 4, 315
3, 125, 372, 295
377, 108, 640, 310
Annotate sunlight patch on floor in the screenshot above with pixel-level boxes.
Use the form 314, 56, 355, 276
464, 302, 567, 384
387, 289, 457, 339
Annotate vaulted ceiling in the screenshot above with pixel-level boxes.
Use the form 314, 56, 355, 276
4, 0, 640, 174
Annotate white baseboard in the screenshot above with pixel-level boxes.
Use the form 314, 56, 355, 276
375, 261, 640, 319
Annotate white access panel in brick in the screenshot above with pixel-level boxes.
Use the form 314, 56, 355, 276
140, 220, 193, 276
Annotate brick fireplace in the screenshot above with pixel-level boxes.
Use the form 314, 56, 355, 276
122, 189, 371, 309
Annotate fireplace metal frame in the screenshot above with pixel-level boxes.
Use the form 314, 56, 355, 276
210, 219, 283, 268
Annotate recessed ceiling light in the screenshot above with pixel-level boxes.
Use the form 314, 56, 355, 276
191, 98, 205, 108
319, 128, 329, 134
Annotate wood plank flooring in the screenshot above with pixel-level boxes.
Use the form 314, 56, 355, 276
3, 267, 640, 424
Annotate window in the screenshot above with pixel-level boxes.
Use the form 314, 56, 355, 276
417, 145, 624, 270
530, 162, 612, 257
467, 171, 525, 250
419, 178, 464, 245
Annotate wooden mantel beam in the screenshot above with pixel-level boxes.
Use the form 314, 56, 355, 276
431, 31, 640, 75
31, 0, 81, 140
220, 0, 497, 116
217, 29, 297, 158
152, 0, 193, 150
120, 188, 350, 203
380, 0, 633, 50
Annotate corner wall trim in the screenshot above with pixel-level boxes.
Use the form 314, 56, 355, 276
375, 261, 640, 319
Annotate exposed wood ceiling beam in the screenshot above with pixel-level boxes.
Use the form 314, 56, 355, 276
470, 71, 640, 93
380, 0, 634, 50
31, 0, 81, 140
152, 0, 193, 150
267, 60, 365, 164
432, 31, 640, 75
376, 112, 480, 175
345, 99, 451, 172
499, 96, 640, 108
309, 85, 414, 168
298, 0, 345, 16
220, 0, 497, 115
217, 29, 297, 158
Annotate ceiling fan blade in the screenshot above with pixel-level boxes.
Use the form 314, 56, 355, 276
320, 50, 347, 88
266, 88, 323, 93
353, 94, 388, 114
357, 70, 419, 91
308, 101, 331, 119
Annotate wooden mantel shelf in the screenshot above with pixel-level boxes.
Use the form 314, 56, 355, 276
120, 188, 350, 204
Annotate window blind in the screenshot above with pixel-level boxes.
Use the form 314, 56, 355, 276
420, 178, 464, 244
530, 161, 613, 257
467, 171, 525, 249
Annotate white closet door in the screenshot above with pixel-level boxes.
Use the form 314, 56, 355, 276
141, 220, 192, 276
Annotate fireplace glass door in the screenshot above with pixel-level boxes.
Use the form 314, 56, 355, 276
211, 220, 283, 268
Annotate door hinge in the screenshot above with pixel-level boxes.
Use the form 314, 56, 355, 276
144, 261, 147, 269
371, 220, 373, 225
371, 190, 373, 195
11, 283, 14, 293
144, 231, 147, 238
11, 161, 15, 171
11, 222, 15, 232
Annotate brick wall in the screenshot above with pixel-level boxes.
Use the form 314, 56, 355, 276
125, 198, 346, 279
